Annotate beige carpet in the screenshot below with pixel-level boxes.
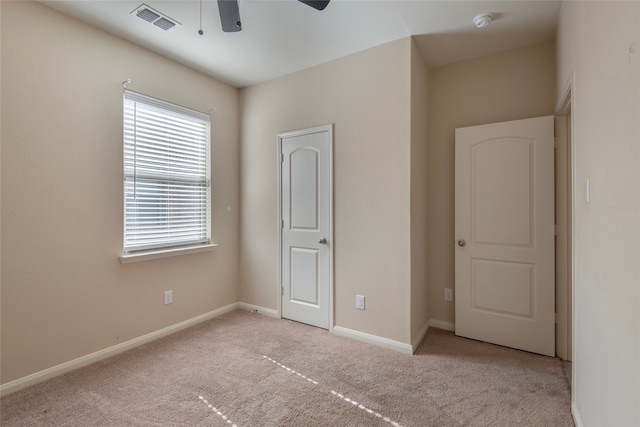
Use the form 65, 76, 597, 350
1, 310, 573, 426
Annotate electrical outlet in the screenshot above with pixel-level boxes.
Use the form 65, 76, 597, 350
356, 295, 365, 310
164, 290, 173, 305
444, 288, 453, 302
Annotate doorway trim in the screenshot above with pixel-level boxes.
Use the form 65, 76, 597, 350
555, 73, 575, 366
276, 124, 334, 332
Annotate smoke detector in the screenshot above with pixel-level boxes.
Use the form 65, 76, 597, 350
473, 13, 493, 28
132, 4, 181, 31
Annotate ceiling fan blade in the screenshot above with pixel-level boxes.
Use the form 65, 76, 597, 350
217, 0, 242, 32
298, 0, 330, 11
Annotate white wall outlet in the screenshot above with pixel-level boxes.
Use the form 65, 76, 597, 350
444, 288, 453, 302
356, 295, 365, 310
164, 290, 173, 305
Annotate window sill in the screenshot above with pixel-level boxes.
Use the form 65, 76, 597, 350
120, 244, 218, 264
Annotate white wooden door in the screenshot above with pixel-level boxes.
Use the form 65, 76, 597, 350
279, 125, 332, 329
455, 116, 555, 357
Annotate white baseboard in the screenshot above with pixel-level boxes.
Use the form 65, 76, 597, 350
429, 319, 455, 332
0, 307, 461, 397
333, 326, 413, 355
411, 321, 430, 353
0, 302, 239, 397
571, 402, 584, 427
238, 302, 279, 318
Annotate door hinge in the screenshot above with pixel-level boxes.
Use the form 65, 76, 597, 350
282, 219, 284, 229
281, 285, 284, 296
281, 153, 284, 163
554, 224, 559, 235
555, 313, 558, 324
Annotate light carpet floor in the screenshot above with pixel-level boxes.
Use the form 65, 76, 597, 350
1, 309, 573, 426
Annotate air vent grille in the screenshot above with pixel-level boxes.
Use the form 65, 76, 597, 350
153, 17, 176, 31
136, 8, 159, 23
132, 4, 181, 31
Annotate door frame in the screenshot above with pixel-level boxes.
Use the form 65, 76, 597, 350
555, 74, 575, 365
276, 124, 334, 331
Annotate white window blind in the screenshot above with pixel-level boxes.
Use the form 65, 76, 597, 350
123, 90, 211, 253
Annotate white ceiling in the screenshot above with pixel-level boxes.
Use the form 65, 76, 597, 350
39, 0, 562, 88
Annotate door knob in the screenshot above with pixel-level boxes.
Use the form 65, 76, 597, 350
319, 237, 327, 244
458, 239, 466, 247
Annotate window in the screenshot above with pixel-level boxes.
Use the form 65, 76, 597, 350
122, 90, 211, 259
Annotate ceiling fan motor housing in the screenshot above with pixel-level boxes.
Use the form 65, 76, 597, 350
218, 0, 329, 32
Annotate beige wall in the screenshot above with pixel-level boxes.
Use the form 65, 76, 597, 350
557, 2, 640, 425
240, 38, 413, 344
427, 41, 556, 324
409, 40, 430, 344
0, 2, 240, 384
12, 9, 638, 422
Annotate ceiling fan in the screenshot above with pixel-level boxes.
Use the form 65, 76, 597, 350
217, 0, 330, 32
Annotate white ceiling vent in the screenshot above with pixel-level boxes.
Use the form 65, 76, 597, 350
132, 4, 181, 31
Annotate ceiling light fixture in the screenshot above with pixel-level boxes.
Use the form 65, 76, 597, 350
473, 13, 493, 28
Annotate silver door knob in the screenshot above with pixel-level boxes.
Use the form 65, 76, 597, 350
458, 239, 466, 247
319, 237, 327, 244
